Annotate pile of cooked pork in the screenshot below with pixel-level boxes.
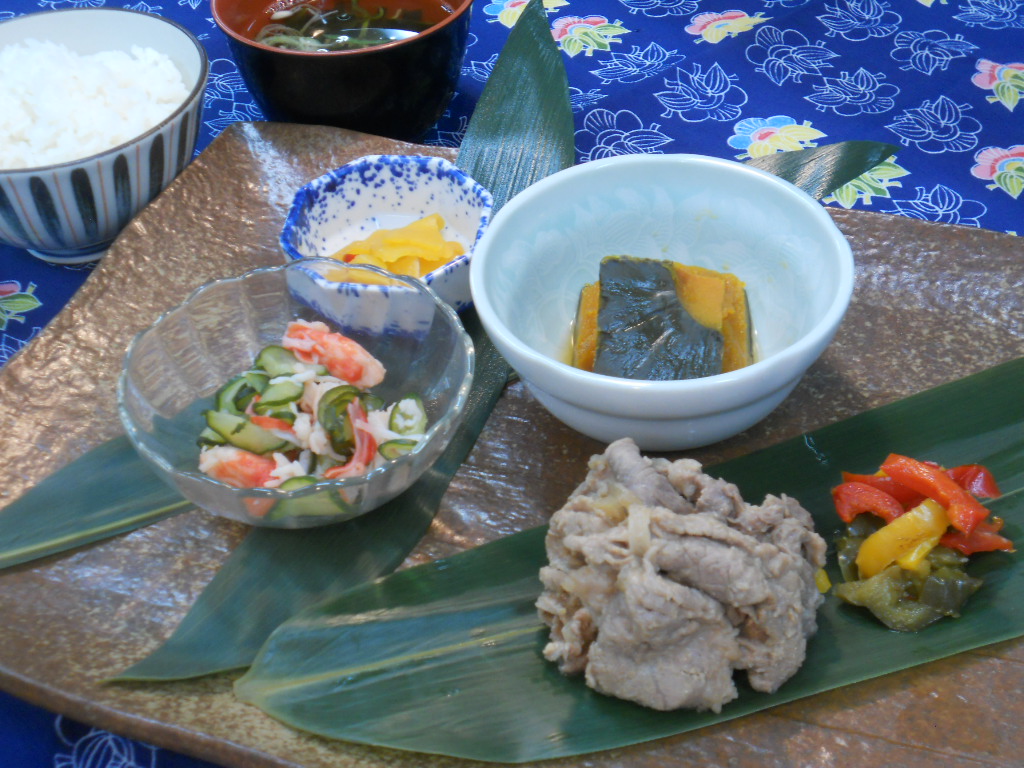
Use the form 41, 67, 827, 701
537, 438, 826, 712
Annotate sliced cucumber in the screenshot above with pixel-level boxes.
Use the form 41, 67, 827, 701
265, 479, 351, 522
359, 393, 385, 412
389, 394, 428, 436
255, 344, 328, 377
378, 438, 418, 460
278, 475, 318, 490
215, 372, 269, 415
197, 426, 226, 447
255, 405, 297, 424
254, 379, 303, 411
205, 409, 291, 454
317, 384, 360, 457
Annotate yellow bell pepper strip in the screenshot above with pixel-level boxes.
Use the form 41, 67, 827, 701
855, 498, 950, 578
880, 453, 991, 534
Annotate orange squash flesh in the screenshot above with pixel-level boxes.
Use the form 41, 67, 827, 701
672, 264, 752, 373
572, 281, 601, 372
720, 272, 753, 372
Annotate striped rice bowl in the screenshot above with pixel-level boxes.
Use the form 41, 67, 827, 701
0, 9, 208, 264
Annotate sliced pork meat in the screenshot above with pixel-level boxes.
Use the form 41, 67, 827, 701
536, 437, 826, 713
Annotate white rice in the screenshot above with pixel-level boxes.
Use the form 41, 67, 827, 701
0, 39, 190, 170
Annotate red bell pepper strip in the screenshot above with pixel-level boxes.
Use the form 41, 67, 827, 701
832, 481, 906, 524
941, 517, 1014, 555
946, 464, 1002, 499
880, 453, 991, 534
840, 471, 925, 509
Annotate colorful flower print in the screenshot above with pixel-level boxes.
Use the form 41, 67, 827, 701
818, 0, 902, 41
685, 10, 770, 43
823, 156, 909, 207
576, 109, 674, 160
655, 62, 748, 121
591, 43, 686, 84
971, 144, 1024, 198
483, 0, 568, 29
885, 95, 981, 154
0, 280, 41, 332
891, 30, 978, 75
727, 115, 825, 158
972, 59, 1024, 110
551, 15, 629, 57
745, 26, 839, 86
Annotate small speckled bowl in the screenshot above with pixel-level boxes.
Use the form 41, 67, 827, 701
280, 154, 492, 312
0, 8, 208, 264
470, 153, 854, 451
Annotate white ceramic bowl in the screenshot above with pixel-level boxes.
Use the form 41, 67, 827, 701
470, 153, 854, 451
280, 154, 493, 312
119, 259, 474, 528
0, 8, 208, 264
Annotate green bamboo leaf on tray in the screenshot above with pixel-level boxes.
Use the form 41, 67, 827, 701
0, 437, 190, 570
234, 357, 1024, 763
746, 140, 899, 201
116, 311, 513, 680
113, 0, 575, 680
456, 0, 575, 212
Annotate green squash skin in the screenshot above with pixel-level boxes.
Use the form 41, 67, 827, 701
592, 256, 724, 381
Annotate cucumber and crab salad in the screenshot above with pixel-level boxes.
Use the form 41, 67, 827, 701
197, 320, 429, 512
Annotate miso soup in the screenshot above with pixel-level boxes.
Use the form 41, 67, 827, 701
254, 0, 452, 51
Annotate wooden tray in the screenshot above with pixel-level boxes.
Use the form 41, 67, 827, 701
1, 122, 1022, 768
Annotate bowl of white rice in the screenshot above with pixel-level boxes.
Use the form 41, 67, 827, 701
0, 8, 208, 264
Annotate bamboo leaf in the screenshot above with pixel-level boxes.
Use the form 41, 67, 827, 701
456, 0, 576, 211
114, 7, 577, 678
0, 437, 190, 570
746, 141, 900, 200
235, 358, 1024, 763
116, 311, 512, 680
0, 0, 575, 578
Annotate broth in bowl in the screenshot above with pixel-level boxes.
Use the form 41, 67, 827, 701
212, 0, 471, 140
254, 0, 454, 51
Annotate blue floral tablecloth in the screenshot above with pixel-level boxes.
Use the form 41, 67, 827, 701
1, 0, 1022, 765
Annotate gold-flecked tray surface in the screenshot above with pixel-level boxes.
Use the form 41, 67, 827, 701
1, 122, 1023, 768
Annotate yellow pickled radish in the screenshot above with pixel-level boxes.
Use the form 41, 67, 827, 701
330, 213, 465, 278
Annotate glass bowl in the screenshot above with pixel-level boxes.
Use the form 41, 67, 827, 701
118, 259, 474, 528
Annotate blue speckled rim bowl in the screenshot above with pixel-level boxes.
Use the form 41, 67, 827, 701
280, 154, 493, 312
0, 9, 208, 264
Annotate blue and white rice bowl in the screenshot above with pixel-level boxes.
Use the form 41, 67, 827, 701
280, 154, 493, 312
0, 9, 208, 264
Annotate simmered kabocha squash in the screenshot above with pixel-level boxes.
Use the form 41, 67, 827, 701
673, 264, 752, 373
571, 256, 753, 381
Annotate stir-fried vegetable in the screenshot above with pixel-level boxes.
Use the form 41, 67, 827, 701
830, 454, 1013, 632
